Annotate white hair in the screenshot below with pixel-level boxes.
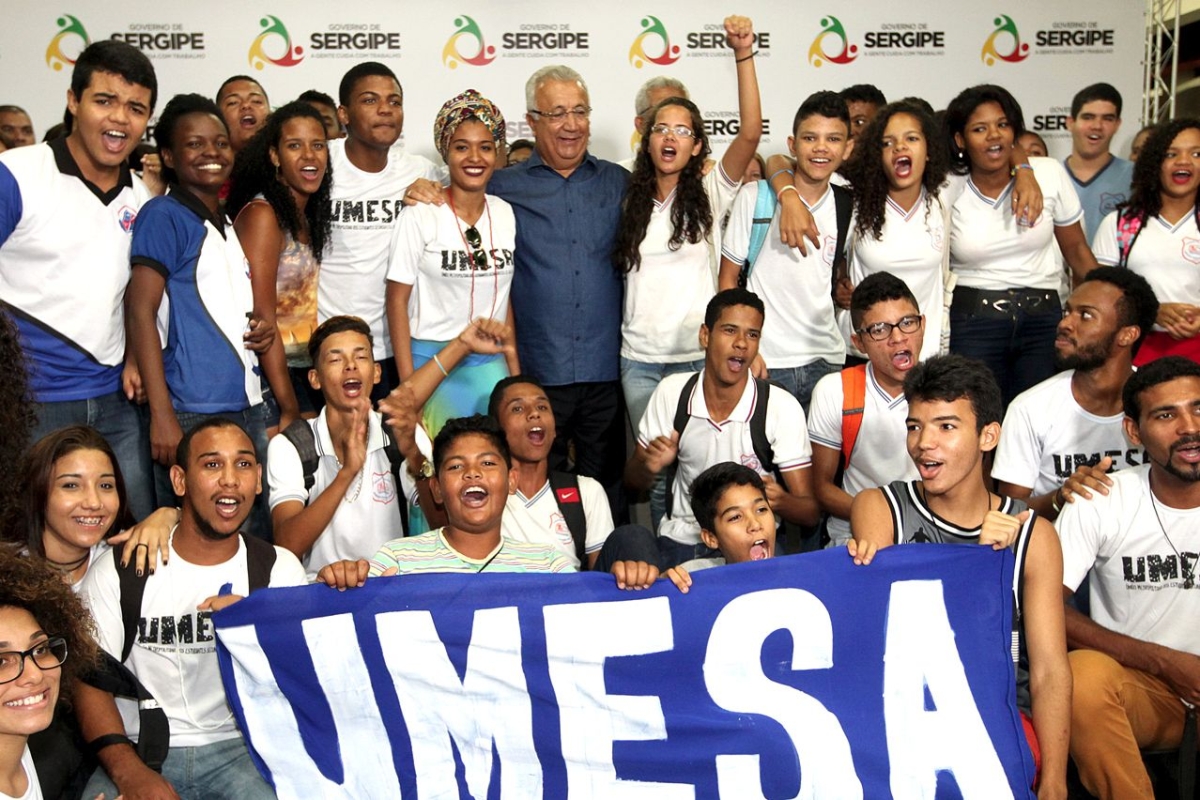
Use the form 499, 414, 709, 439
634, 77, 689, 116
525, 65, 588, 112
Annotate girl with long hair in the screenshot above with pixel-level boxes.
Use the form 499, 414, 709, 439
1092, 118, 1200, 364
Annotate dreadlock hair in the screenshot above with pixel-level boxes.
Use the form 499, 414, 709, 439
613, 97, 713, 274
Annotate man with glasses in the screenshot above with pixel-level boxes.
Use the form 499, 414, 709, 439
993, 267, 1159, 521
619, 76, 690, 169
807, 273, 924, 548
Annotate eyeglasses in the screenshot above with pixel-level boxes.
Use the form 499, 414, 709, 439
528, 107, 591, 124
464, 226, 487, 269
0, 637, 67, 685
856, 315, 923, 341
649, 123, 696, 139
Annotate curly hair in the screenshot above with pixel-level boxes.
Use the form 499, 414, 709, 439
1123, 118, 1200, 221
19, 426, 134, 560
943, 84, 1026, 176
613, 97, 713, 273
0, 311, 35, 542
0, 550, 100, 704
848, 100, 949, 241
227, 101, 333, 260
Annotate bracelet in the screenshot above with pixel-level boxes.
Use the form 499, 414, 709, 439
433, 353, 449, 377
1051, 488, 1065, 514
735, 50, 758, 63
776, 184, 800, 202
767, 167, 794, 183
89, 733, 135, 756
1010, 163, 1034, 177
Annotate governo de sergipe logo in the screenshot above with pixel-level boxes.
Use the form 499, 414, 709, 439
629, 16, 680, 68
443, 15, 496, 68
808, 16, 858, 67
248, 15, 305, 70
981, 14, 1029, 65
45, 14, 90, 72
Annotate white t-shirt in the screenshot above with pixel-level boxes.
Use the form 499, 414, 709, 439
723, 182, 846, 367
841, 191, 946, 361
80, 536, 306, 746
1093, 206, 1200, 312
266, 409, 405, 581
0, 748, 40, 800
622, 165, 740, 363
320, 138, 444, 359
639, 370, 812, 545
1057, 465, 1200, 656
386, 196, 515, 341
501, 475, 612, 569
993, 370, 1145, 496
948, 157, 1084, 291
807, 364, 918, 545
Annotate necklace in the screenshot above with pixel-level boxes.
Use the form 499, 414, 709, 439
45, 552, 89, 571
1148, 475, 1197, 589
446, 192, 499, 324
334, 454, 366, 504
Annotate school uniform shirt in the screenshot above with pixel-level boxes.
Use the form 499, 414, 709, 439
368, 529, 575, 575
1066, 155, 1133, 242
841, 190, 947, 361
80, 536, 306, 747
947, 157, 1084, 291
1093, 205, 1200, 314
0, 138, 152, 401
385, 196, 515, 341
722, 182, 846, 368
807, 364, 918, 545
993, 370, 1144, 496
320, 138, 445, 360
1057, 465, 1200, 656
502, 475, 612, 569
639, 370, 812, 546
266, 408, 404, 581
131, 187, 262, 413
621, 164, 740, 364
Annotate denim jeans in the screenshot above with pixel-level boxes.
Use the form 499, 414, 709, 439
768, 359, 842, 415
620, 357, 705, 533
33, 390, 155, 521
84, 736, 276, 800
949, 294, 1060, 410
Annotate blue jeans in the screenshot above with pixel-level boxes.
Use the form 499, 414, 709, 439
949, 292, 1060, 409
621, 357, 704, 533
768, 360, 842, 415
33, 389, 155, 521
84, 736, 276, 800
165, 406, 272, 542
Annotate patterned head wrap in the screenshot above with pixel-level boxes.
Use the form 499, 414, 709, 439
433, 89, 506, 160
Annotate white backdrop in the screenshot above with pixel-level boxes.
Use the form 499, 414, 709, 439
3, 2, 1144, 163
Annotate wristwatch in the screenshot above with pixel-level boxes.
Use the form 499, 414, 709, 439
410, 458, 434, 481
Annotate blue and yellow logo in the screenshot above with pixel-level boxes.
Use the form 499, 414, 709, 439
981, 15, 1029, 65
45, 14, 90, 72
443, 15, 496, 68
808, 16, 858, 67
629, 16, 680, 68
248, 15, 305, 70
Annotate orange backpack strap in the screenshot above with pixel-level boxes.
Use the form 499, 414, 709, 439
840, 364, 868, 470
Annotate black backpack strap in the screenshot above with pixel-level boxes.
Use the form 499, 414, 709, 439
242, 533, 277, 593
750, 377, 778, 479
548, 470, 588, 566
280, 418, 319, 492
381, 430, 412, 537
116, 542, 147, 665
665, 373, 701, 520
82, 652, 170, 772
830, 184, 853, 291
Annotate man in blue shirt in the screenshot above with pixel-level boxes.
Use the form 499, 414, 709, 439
1064, 82, 1134, 242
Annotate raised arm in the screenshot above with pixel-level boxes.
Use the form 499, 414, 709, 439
716, 15, 762, 183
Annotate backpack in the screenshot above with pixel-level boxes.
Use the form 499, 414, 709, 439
548, 470, 588, 567
665, 373, 779, 518
838, 363, 868, 472
739, 179, 853, 293
281, 417, 405, 493
1115, 208, 1146, 268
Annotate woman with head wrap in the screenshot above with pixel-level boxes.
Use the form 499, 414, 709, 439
384, 90, 518, 465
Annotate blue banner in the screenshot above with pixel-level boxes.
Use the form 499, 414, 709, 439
215, 545, 1035, 799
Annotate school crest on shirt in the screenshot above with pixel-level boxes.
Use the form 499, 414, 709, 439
372, 471, 397, 504
929, 218, 946, 252
821, 235, 837, 267
1098, 192, 1126, 218
1183, 237, 1200, 265
740, 453, 763, 472
550, 512, 572, 547
116, 206, 137, 233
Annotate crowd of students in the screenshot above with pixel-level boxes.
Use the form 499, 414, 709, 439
1, 15, 1199, 799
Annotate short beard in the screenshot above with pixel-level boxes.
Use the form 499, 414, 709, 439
1055, 331, 1116, 372
184, 504, 242, 542
1161, 435, 1200, 484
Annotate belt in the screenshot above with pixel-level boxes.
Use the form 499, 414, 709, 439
953, 286, 1058, 316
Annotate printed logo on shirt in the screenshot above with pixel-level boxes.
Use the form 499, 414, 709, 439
821, 234, 838, 267
739, 453, 763, 472
1052, 448, 1146, 479
550, 512, 572, 547
137, 611, 216, 653
248, 15, 305, 69
554, 487, 580, 504
440, 248, 514, 274
116, 206, 137, 233
372, 472, 397, 504
330, 198, 402, 227
980, 14, 1029, 65
629, 15, 680, 68
1182, 238, 1200, 265
808, 16, 858, 67
45, 14, 90, 72
929, 220, 946, 252
1122, 550, 1198, 590
1098, 192, 1126, 219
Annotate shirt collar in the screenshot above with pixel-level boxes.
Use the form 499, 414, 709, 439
50, 136, 134, 204
167, 184, 227, 236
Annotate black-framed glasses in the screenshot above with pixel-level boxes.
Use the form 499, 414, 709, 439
528, 107, 591, 123
649, 123, 695, 139
856, 315, 923, 341
464, 226, 487, 268
0, 637, 67, 684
